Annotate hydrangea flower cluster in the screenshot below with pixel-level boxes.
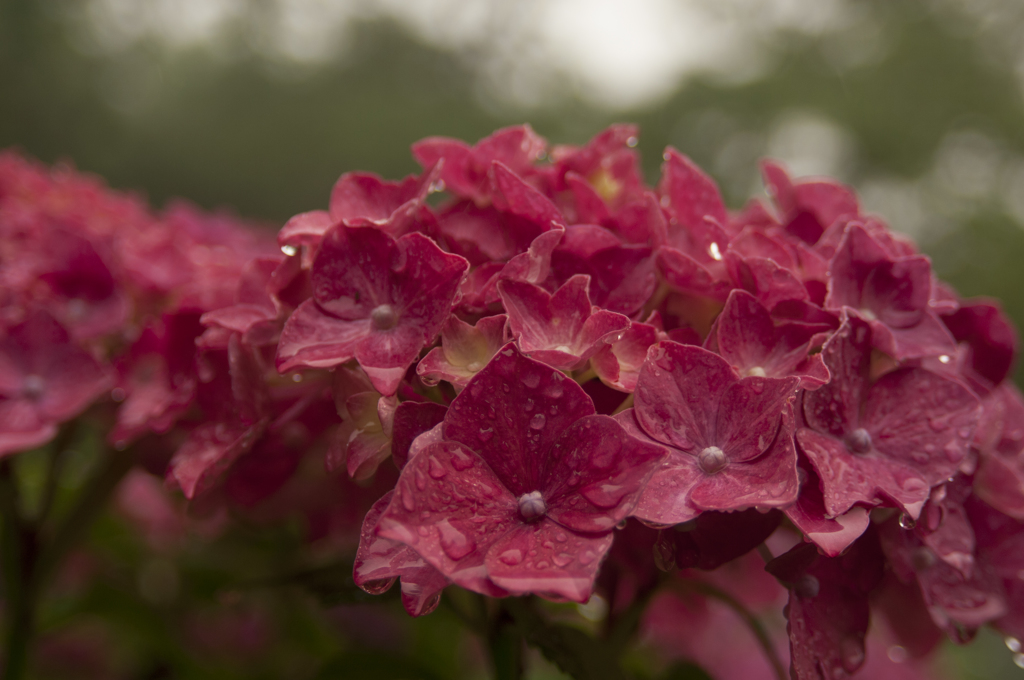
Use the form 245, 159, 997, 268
4, 124, 1024, 679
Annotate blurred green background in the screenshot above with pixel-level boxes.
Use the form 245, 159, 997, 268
3, 0, 1024, 677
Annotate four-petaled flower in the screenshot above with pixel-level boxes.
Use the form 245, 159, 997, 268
375, 344, 664, 602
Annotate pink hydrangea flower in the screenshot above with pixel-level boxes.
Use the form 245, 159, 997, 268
624, 341, 801, 525
373, 344, 664, 602
276, 225, 468, 395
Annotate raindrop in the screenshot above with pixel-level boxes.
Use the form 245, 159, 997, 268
549, 405, 558, 415
938, 355, 951, 364
899, 513, 917, 530
450, 448, 475, 471
401, 487, 416, 511
535, 561, 550, 569
545, 382, 564, 399
1006, 637, 1022, 653
529, 414, 546, 430
438, 520, 475, 560
626, 136, 638, 148
521, 373, 541, 389
499, 549, 523, 565
291, 373, 303, 383
708, 242, 723, 261
887, 645, 908, 663
555, 532, 567, 542
280, 244, 297, 257
840, 637, 865, 673
478, 427, 494, 443
414, 469, 427, 491
579, 550, 596, 565
1014, 653, 1024, 669
110, 387, 126, 402
502, 383, 510, 393
427, 456, 448, 479
524, 398, 534, 412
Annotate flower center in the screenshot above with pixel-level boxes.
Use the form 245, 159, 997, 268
370, 304, 399, 331
22, 374, 45, 399
697, 446, 727, 474
845, 428, 872, 454
744, 366, 767, 378
517, 491, 547, 522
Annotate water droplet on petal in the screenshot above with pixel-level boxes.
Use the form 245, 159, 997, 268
414, 469, 427, 491
529, 414, 546, 430
521, 373, 541, 389
524, 398, 534, 412
840, 636, 865, 673
478, 427, 494, 443
280, 244, 297, 256
401, 486, 416, 511
499, 549, 522, 565
555, 532, 567, 542
427, 457, 447, 479
579, 550, 596, 565
466, 361, 483, 373
1014, 653, 1024, 669
899, 513, 917, 530
450, 448, 475, 471
1006, 637, 1022, 653
438, 520, 475, 560
552, 553, 573, 567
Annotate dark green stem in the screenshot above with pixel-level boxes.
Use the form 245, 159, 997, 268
37, 444, 136, 585
1, 459, 36, 680
487, 603, 524, 680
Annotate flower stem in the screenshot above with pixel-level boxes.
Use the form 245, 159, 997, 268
0, 459, 37, 680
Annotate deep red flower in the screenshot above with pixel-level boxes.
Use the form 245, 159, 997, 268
767, 531, 884, 680
374, 344, 664, 602
417, 314, 508, 389
707, 289, 831, 389
798, 316, 979, 520
498, 274, 630, 371
825, 224, 956, 360
354, 491, 449, 617
276, 225, 468, 395
0, 309, 111, 456
412, 125, 546, 205
624, 341, 800, 525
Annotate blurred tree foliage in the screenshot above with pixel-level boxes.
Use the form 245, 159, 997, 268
3, 0, 1024, 677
